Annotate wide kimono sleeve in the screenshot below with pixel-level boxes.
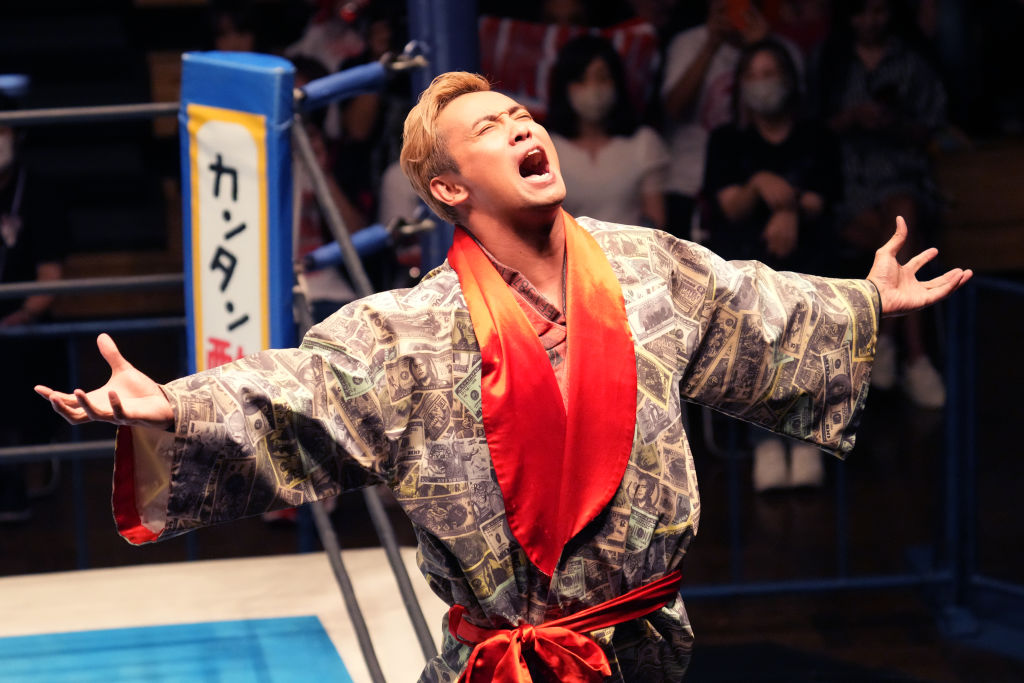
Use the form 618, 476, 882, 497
674, 240, 881, 456
112, 309, 400, 545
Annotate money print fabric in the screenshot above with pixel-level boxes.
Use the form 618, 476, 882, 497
112, 218, 879, 682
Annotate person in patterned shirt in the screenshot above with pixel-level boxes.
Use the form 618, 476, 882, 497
37, 72, 970, 682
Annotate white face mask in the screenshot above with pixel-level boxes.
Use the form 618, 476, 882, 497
0, 133, 13, 172
741, 78, 789, 115
568, 84, 616, 124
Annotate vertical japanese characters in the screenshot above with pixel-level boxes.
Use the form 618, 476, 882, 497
206, 152, 250, 368
188, 108, 269, 371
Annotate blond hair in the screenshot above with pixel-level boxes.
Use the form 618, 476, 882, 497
400, 72, 491, 223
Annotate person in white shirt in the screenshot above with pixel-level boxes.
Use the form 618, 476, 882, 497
661, 0, 783, 239
546, 35, 670, 230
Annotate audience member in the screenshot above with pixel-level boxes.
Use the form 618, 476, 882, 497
334, 2, 410, 223
660, 0, 784, 240
623, 0, 693, 41
770, 0, 832, 59
291, 56, 366, 323
813, 0, 948, 408
0, 92, 66, 521
207, 1, 260, 53
378, 160, 422, 229
703, 38, 839, 269
612, 1, 709, 133
285, 0, 368, 72
547, 35, 669, 230
476, 11, 661, 119
541, 0, 589, 26
701, 39, 842, 491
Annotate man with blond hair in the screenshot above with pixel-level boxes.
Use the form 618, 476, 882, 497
38, 72, 970, 682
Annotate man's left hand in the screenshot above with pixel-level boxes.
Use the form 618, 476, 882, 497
866, 216, 972, 317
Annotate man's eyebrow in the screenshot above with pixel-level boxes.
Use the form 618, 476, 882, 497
469, 104, 528, 131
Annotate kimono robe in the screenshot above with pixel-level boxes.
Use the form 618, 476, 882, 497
115, 218, 879, 681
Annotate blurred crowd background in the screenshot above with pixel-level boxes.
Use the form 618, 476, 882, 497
0, 0, 1021, 587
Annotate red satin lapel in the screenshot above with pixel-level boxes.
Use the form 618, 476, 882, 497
447, 213, 636, 576
448, 229, 568, 575
561, 213, 638, 554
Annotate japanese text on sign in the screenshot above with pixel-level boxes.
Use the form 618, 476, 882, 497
188, 106, 269, 371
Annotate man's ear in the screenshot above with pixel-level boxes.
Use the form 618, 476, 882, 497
429, 173, 469, 213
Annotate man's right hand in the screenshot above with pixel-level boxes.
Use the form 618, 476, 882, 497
35, 333, 174, 430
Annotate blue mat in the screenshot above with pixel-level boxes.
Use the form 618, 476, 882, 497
0, 616, 353, 682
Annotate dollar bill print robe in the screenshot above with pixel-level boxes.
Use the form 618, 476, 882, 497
116, 218, 880, 682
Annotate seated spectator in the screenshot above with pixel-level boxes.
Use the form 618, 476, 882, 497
476, 11, 661, 119
291, 56, 366, 323
547, 35, 670, 230
660, 0, 778, 239
285, 0, 368, 72
814, 0, 948, 408
701, 39, 842, 491
285, 0, 377, 145
702, 38, 839, 270
334, 2, 410, 223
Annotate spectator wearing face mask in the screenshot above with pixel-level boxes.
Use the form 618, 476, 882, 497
702, 38, 840, 270
700, 39, 842, 491
546, 35, 669, 230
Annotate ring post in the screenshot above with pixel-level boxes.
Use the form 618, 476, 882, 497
407, 0, 480, 270
179, 51, 295, 373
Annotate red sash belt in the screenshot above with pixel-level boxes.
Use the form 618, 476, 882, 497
450, 569, 683, 683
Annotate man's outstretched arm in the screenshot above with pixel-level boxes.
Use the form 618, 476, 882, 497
867, 216, 973, 316
35, 333, 173, 430
35, 322, 399, 544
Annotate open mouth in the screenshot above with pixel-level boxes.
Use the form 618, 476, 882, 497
518, 147, 551, 181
